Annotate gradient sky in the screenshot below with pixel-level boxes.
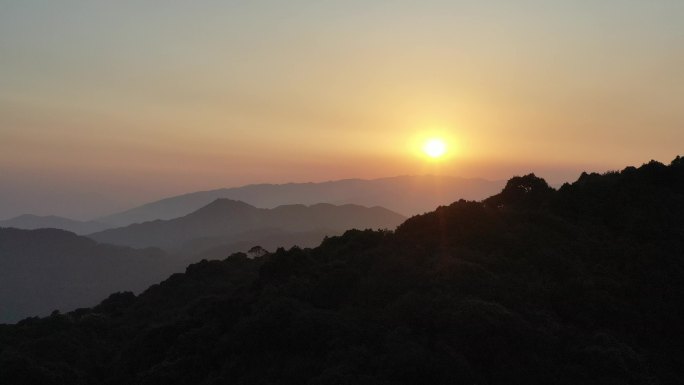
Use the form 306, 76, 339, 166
1, 1, 683, 219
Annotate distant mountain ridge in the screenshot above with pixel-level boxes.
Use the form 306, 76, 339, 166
0, 200, 404, 323
0, 214, 110, 235
97, 175, 503, 227
3, 157, 683, 383
89, 199, 406, 250
0, 228, 177, 324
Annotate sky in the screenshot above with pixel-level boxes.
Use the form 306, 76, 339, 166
1, 0, 683, 219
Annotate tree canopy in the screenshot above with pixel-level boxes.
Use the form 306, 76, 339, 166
1, 157, 683, 385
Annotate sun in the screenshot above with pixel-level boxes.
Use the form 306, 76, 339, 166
423, 138, 447, 158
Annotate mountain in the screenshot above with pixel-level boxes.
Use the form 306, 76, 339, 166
97, 175, 503, 226
89, 200, 406, 250
2, 157, 683, 384
0, 214, 111, 235
0, 228, 178, 324
0, 203, 402, 323
0, 189, 127, 224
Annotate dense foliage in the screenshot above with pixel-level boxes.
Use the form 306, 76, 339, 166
1, 157, 683, 384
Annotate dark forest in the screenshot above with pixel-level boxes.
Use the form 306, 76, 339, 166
1, 157, 683, 384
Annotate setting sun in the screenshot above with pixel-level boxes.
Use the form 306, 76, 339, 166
423, 138, 447, 158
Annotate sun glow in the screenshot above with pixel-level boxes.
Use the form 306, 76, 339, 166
423, 138, 447, 158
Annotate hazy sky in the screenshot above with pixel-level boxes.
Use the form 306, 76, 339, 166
1, 1, 683, 219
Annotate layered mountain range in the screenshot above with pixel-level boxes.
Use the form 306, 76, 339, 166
0, 201, 405, 323
88, 200, 406, 250
0, 215, 109, 235
1, 176, 501, 236
2, 157, 683, 384
97, 175, 503, 227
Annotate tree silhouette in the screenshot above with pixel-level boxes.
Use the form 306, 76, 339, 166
484, 173, 554, 208
247, 245, 268, 258
1, 156, 683, 385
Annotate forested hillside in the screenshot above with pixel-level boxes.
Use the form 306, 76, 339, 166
1, 157, 683, 385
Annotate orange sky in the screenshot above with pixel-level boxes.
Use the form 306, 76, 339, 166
1, 1, 683, 218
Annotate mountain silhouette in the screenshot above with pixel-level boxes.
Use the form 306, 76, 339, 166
89, 200, 406, 250
0, 228, 177, 324
0, 202, 403, 323
97, 175, 503, 226
0, 214, 110, 235
2, 157, 683, 384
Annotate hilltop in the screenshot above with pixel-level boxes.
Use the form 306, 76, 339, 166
1, 157, 683, 384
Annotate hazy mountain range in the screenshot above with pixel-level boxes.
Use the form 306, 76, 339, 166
0, 200, 405, 323
88, 199, 406, 250
0, 176, 502, 234
97, 175, 503, 227
2, 157, 683, 383
0, 214, 109, 235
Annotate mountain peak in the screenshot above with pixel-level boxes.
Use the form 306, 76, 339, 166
97, 176, 504, 226
88, 199, 405, 250
207, 198, 255, 209
189, 199, 256, 215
